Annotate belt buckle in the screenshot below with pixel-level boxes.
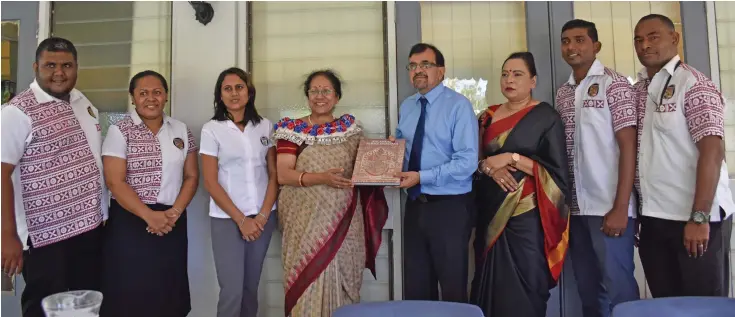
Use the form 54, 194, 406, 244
418, 194, 428, 203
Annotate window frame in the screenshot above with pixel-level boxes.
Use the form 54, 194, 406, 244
47, 1, 174, 118
244, 1, 391, 138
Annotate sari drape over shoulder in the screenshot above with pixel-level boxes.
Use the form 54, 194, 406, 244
273, 115, 389, 317
470, 103, 570, 317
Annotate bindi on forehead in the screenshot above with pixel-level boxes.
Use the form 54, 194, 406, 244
503, 69, 527, 74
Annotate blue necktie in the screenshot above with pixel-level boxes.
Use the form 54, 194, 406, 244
408, 97, 428, 200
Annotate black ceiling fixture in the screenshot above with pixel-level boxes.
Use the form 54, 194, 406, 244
189, 1, 214, 26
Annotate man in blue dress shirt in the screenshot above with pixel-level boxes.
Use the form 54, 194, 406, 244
394, 43, 479, 302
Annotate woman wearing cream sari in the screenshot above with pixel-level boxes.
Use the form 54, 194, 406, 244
274, 70, 389, 317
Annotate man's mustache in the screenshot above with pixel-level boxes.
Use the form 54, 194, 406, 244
413, 73, 427, 80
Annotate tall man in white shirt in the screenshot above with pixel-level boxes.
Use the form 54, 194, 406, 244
633, 14, 733, 297
556, 20, 639, 317
1, 37, 108, 317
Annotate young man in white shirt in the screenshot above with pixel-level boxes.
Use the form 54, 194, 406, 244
633, 14, 733, 297
1, 37, 107, 317
556, 19, 639, 317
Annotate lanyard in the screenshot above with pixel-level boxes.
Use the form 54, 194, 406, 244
657, 60, 682, 106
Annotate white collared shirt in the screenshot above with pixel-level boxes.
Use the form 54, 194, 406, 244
556, 59, 638, 217
200, 118, 276, 218
634, 55, 734, 222
102, 110, 197, 206
1, 80, 108, 249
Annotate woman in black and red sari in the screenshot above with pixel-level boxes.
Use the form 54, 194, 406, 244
470, 52, 570, 317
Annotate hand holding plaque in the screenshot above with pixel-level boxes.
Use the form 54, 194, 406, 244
352, 138, 406, 186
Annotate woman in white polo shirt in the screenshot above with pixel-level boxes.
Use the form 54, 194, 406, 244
101, 70, 200, 317
200, 67, 278, 317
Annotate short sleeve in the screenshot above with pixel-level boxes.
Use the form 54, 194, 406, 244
102, 125, 128, 159
276, 139, 299, 155
199, 128, 219, 157
683, 80, 725, 143
186, 127, 199, 154
606, 78, 637, 132
1, 106, 32, 165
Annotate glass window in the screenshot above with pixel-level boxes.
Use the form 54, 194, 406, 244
716, 2, 735, 178
573, 1, 684, 83
420, 1, 527, 114
249, 1, 388, 138
51, 1, 172, 135
1, 21, 19, 104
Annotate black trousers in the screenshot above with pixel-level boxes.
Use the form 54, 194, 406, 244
403, 193, 474, 302
21, 225, 104, 317
639, 212, 732, 298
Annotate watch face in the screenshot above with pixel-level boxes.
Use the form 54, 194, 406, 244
693, 212, 705, 223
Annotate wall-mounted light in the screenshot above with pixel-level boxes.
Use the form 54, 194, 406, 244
189, 1, 214, 26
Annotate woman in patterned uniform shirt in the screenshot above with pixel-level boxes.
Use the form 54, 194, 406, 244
100, 70, 199, 317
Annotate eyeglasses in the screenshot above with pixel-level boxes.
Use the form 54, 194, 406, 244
406, 62, 438, 71
308, 89, 334, 97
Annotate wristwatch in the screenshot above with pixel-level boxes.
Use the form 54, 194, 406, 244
689, 210, 710, 224
510, 153, 520, 167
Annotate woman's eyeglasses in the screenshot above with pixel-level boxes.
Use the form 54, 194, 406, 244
308, 89, 334, 97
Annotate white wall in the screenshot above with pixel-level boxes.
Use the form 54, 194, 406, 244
171, 2, 239, 315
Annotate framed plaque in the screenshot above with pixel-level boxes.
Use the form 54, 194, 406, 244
352, 139, 406, 186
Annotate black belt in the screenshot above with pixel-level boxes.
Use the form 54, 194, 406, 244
412, 193, 467, 203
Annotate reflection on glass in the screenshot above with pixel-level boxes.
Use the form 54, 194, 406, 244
421, 1, 528, 113
443, 78, 488, 115
2, 20, 20, 105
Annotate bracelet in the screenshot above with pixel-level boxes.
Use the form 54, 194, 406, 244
238, 216, 246, 227
172, 206, 183, 216
256, 213, 267, 220
298, 172, 306, 187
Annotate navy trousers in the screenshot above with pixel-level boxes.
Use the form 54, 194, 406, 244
569, 215, 640, 317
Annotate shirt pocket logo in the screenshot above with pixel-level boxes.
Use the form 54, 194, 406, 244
260, 136, 271, 146
173, 137, 185, 150
587, 83, 600, 97
662, 85, 676, 100
87, 106, 97, 119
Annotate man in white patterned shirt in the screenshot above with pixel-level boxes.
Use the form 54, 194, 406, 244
556, 19, 639, 317
1, 37, 107, 317
633, 14, 733, 297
